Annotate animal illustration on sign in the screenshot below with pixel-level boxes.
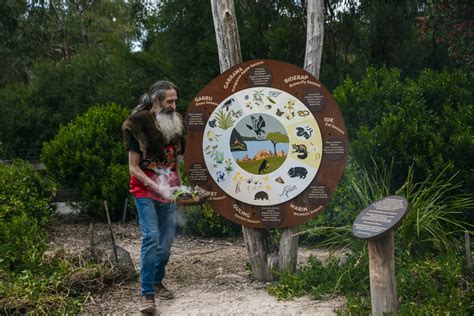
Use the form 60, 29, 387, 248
288, 167, 307, 179
268, 90, 282, 98
230, 109, 243, 118
292, 144, 308, 159
297, 110, 310, 117
258, 159, 269, 174
254, 191, 269, 200
279, 185, 297, 198
296, 126, 313, 139
216, 171, 225, 182
208, 119, 216, 128
221, 98, 235, 111
245, 115, 266, 138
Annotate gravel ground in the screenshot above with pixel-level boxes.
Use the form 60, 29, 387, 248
48, 216, 346, 315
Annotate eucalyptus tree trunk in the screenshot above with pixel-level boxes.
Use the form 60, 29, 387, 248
304, 0, 325, 79
211, 0, 276, 282
279, 0, 325, 275
210, 0, 242, 72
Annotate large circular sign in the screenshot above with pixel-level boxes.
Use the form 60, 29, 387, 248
184, 60, 348, 228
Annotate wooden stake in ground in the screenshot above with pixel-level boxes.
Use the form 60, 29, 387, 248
104, 200, 119, 263
121, 197, 128, 224
241, 226, 276, 281
89, 222, 97, 260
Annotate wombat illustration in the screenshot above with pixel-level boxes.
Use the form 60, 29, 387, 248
288, 167, 307, 179
254, 191, 269, 200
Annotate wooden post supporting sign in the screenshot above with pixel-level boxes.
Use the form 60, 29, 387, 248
352, 195, 409, 316
368, 231, 397, 315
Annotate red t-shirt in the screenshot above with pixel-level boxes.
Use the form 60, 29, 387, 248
128, 136, 180, 203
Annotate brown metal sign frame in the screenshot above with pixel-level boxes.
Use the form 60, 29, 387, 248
184, 59, 348, 228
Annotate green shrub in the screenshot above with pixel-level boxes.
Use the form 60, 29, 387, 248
41, 103, 131, 219
267, 249, 370, 301
0, 248, 133, 314
334, 68, 474, 198
270, 161, 472, 314
397, 253, 472, 315
397, 166, 472, 255
0, 161, 55, 271
301, 160, 472, 256
178, 203, 242, 237
269, 250, 471, 314
0, 268, 83, 314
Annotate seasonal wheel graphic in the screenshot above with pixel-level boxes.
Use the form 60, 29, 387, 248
203, 87, 322, 206
184, 60, 348, 228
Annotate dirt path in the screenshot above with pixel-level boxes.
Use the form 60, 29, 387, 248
49, 218, 345, 315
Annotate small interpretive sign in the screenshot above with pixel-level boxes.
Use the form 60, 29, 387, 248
352, 195, 409, 240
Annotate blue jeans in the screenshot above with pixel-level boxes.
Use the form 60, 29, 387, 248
134, 197, 177, 296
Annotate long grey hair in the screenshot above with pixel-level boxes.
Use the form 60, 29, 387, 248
132, 80, 179, 114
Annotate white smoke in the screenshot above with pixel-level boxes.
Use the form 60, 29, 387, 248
151, 169, 196, 201
152, 168, 176, 199
175, 208, 188, 227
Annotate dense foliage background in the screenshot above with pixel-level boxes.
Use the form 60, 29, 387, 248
0, 0, 472, 314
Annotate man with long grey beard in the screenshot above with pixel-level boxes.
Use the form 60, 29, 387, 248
122, 80, 186, 314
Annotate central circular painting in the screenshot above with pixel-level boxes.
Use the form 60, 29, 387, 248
203, 87, 323, 206
230, 113, 289, 174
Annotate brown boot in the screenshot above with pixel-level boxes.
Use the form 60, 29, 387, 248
139, 294, 156, 313
155, 282, 174, 300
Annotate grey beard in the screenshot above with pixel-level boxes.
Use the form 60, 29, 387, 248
155, 110, 184, 143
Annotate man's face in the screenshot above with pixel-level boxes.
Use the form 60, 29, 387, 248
156, 89, 178, 114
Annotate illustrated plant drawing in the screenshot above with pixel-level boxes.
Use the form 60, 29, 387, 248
215, 109, 235, 130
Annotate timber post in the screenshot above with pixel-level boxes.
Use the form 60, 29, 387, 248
368, 231, 398, 315
352, 195, 410, 315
